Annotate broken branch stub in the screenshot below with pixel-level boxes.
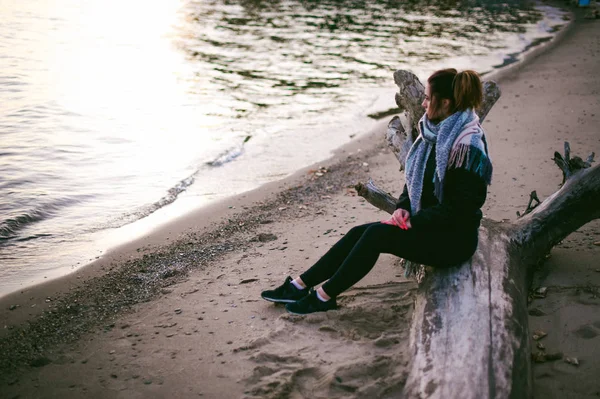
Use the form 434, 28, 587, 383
479, 80, 501, 123
393, 70, 426, 140
385, 115, 413, 172
355, 179, 396, 215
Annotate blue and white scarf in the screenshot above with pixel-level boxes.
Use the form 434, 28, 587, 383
405, 109, 492, 215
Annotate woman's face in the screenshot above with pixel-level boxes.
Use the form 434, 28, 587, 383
422, 85, 449, 122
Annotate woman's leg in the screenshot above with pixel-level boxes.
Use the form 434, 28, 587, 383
321, 223, 476, 298
299, 222, 379, 288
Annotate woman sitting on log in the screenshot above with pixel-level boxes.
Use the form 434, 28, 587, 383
261, 69, 493, 315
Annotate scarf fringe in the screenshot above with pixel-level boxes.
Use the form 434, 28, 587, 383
407, 111, 492, 214
448, 144, 493, 184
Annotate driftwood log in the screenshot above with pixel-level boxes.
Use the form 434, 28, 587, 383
356, 71, 598, 399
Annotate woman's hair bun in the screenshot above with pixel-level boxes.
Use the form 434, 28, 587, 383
453, 70, 483, 111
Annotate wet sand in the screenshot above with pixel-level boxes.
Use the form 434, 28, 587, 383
1, 5, 599, 399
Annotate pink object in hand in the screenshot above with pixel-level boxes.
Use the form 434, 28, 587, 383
382, 209, 411, 230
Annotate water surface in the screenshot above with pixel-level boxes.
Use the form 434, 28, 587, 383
0, 0, 568, 296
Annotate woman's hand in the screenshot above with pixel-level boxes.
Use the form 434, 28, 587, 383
382, 209, 412, 230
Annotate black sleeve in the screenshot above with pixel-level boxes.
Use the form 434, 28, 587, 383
395, 184, 411, 211
409, 168, 487, 231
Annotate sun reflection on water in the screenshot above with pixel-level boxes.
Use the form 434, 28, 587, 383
0, 0, 568, 296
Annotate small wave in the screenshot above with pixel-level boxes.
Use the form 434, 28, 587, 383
14, 233, 53, 243
101, 135, 253, 230
0, 213, 46, 240
206, 135, 252, 167
0, 198, 78, 241
146, 175, 196, 213
492, 36, 555, 70
102, 174, 198, 230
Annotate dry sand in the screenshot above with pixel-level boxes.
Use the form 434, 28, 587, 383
1, 6, 599, 399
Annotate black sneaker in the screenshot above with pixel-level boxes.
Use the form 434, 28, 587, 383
261, 276, 310, 304
285, 290, 338, 315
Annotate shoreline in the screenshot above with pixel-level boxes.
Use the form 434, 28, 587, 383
0, 117, 392, 341
0, 3, 574, 314
2, 4, 599, 397
0, 119, 388, 330
0, 1, 572, 301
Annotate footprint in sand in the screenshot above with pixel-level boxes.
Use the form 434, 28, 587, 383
574, 323, 599, 339
238, 281, 416, 399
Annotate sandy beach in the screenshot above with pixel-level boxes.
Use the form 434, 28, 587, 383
1, 5, 599, 399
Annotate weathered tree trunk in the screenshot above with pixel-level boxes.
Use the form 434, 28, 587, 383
357, 71, 599, 399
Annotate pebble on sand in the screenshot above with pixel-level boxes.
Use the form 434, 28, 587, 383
565, 357, 580, 366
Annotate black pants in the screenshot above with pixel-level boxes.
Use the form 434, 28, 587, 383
300, 222, 478, 298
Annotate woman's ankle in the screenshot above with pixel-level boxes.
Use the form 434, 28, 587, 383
316, 286, 331, 302
291, 277, 307, 290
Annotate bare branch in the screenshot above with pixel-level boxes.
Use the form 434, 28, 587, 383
513, 163, 600, 259
355, 179, 397, 215
516, 190, 540, 218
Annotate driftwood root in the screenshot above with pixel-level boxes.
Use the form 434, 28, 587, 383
553, 141, 595, 185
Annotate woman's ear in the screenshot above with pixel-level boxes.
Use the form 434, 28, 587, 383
442, 98, 452, 114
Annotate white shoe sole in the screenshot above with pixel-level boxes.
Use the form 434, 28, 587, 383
260, 295, 298, 304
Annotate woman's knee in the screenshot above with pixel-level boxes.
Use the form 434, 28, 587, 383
364, 223, 398, 236
359, 224, 395, 246
344, 223, 402, 254
347, 223, 374, 237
